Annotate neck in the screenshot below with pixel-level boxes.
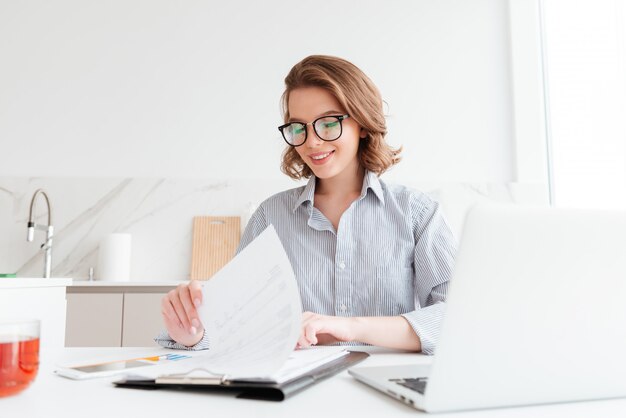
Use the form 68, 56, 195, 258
316, 162, 365, 197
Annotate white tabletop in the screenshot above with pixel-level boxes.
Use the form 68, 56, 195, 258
3, 347, 626, 417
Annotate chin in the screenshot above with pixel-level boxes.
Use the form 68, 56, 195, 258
309, 166, 337, 179
317, 171, 345, 182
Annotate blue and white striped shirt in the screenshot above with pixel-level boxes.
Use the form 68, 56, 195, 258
156, 171, 457, 354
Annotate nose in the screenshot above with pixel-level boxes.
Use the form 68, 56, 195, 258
305, 123, 323, 147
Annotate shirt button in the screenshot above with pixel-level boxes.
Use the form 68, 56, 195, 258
338, 262, 346, 269
340, 304, 347, 312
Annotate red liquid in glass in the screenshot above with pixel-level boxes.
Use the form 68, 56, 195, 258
0, 337, 40, 397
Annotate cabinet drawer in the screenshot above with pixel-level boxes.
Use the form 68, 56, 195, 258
122, 293, 167, 347
65, 293, 123, 347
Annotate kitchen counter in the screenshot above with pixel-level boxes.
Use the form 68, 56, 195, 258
0, 278, 73, 288
0, 278, 183, 293
70, 280, 184, 286
68, 280, 184, 294
65, 281, 183, 346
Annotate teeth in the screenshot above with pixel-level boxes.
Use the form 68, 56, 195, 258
312, 152, 331, 160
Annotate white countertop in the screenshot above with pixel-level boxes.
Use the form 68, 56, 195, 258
69, 281, 185, 287
0, 278, 73, 288
0, 278, 184, 289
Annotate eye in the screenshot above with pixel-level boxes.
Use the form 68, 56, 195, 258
292, 124, 306, 135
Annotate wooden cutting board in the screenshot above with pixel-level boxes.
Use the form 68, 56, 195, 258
190, 216, 241, 280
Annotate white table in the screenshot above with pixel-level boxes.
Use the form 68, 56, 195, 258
3, 346, 626, 417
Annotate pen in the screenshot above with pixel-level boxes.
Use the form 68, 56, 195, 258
141, 355, 168, 361
140, 354, 190, 362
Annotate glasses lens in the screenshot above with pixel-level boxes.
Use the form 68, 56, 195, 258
314, 116, 342, 141
283, 123, 306, 145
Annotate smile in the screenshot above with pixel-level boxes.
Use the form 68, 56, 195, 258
309, 151, 335, 165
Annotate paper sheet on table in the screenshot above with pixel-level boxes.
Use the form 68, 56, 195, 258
253, 346, 348, 383
155, 346, 349, 384
189, 225, 303, 377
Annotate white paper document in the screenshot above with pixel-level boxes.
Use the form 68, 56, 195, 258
150, 226, 353, 383
157, 346, 348, 385
185, 225, 304, 378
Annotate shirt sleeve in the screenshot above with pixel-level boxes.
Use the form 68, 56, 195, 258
153, 205, 269, 351
401, 195, 457, 355
236, 204, 269, 255
153, 328, 210, 350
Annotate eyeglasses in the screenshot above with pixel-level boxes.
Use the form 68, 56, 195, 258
278, 114, 350, 147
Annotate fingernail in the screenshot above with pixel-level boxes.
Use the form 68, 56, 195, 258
190, 326, 197, 335
194, 299, 201, 308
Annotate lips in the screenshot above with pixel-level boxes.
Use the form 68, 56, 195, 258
308, 150, 335, 165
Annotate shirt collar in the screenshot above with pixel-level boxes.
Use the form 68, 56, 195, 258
293, 176, 317, 212
292, 170, 385, 213
361, 170, 385, 204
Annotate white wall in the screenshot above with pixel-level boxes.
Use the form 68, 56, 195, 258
542, 0, 626, 209
0, 0, 515, 183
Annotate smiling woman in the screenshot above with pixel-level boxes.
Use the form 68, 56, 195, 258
156, 55, 457, 355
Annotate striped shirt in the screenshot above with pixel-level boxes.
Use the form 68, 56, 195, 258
155, 170, 457, 355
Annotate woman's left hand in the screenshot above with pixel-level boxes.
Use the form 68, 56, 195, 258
297, 311, 356, 348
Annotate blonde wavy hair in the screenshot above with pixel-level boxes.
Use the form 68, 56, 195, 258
280, 55, 401, 180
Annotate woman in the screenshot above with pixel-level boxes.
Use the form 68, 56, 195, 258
156, 55, 456, 355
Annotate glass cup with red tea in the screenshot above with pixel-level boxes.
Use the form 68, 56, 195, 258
0, 319, 40, 397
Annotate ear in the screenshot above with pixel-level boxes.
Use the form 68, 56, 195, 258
359, 128, 368, 139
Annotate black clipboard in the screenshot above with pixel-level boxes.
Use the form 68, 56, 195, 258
113, 351, 369, 401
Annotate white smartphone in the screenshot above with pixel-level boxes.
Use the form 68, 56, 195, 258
55, 358, 156, 380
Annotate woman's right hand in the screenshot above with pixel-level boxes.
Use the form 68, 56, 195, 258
161, 280, 204, 347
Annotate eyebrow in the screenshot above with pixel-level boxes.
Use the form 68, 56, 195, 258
288, 110, 344, 123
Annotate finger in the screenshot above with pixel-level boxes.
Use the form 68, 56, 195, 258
161, 297, 183, 329
169, 289, 191, 331
178, 285, 199, 333
162, 306, 183, 332
297, 328, 312, 348
299, 312, 326, 348
165, 290, 185, 326
304, 323, 319, 346
181, 286, 204, 334
189, 280, 203, 308
163, 300, 186, 339
299, 319, 313, 347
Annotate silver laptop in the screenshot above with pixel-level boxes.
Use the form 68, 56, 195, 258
349, 205, 626, 413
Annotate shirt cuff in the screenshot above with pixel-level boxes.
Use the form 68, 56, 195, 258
401, 302, 446, 355
153, 329, 210, 351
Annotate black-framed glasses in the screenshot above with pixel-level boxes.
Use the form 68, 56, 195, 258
278, 114, 350, 147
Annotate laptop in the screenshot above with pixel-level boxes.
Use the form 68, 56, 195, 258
349, 204, 626, 413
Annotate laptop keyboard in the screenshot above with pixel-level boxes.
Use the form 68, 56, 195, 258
389, 377, 428, 394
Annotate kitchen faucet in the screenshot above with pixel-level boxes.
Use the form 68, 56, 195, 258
27, 189, 53, 278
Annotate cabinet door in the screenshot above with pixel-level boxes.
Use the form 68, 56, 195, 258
65, 293, 123, 347
122, 293, 167, 347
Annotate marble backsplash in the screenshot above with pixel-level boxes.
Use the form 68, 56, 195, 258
0, 177, 548, 282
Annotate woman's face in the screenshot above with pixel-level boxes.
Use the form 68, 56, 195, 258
288, 87, 365, 181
